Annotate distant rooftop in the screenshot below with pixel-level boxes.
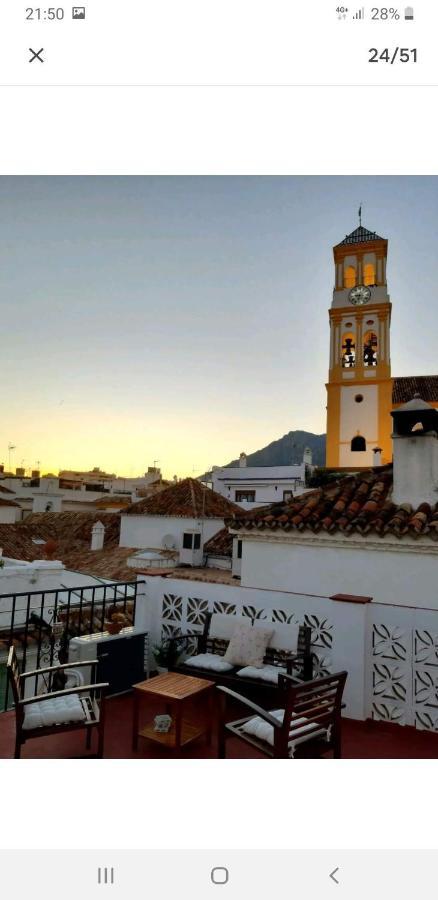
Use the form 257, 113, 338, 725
123, 477, 242, 519
0, 511, 137, 581
393, 376, 438, 405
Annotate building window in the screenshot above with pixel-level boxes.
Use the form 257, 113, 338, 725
363, 330, 378, 367
355, 394, 364, 403
183, 533, 193, 549
193, 533, 201, 550
237, 540, 242, 559
364, 263, 376, 286
235, 490, 256, 503
344, 265, 356, 289
351, 435, 366, 452
342, 332, 356, 368
283, 490, 293, 501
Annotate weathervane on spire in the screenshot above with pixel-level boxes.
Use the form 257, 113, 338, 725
358, 204, 362, 226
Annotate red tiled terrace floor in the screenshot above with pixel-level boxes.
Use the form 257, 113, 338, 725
1, 693, 437, 759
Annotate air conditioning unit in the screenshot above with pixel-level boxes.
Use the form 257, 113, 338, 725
179, 530, 203, 566
68, 628, 149, 695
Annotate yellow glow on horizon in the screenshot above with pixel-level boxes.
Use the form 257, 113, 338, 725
2, 404, 326, 481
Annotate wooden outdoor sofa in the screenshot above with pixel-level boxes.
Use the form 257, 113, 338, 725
168, 612, 313, 702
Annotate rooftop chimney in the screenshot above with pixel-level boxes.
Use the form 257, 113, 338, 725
239, 452, 247, 468
373, 447, 382, 467
391, 395, 438, 508
303, 447, 313, 466
91, 520, 105, 551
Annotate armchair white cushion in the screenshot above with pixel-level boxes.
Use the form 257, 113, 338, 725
23, 693, 86, 730
241, 709, 330, 756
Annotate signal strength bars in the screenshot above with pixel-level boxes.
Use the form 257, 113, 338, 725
353, 6, 365, 18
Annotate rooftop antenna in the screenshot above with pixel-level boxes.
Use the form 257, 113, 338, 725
358, 203, 362, 226
8, 443, 16, 473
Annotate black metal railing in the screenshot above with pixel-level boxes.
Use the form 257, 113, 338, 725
0, 580, 139, 711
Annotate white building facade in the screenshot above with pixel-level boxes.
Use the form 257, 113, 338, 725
211, 450, 312, 509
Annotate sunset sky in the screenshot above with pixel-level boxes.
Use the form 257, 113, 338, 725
1, 176, 437, 479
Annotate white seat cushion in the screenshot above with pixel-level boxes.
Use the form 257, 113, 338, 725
236, 664, 287, 684
241, 708, 284, 743
184, 653, 234, 673
240, 709, 329, 757
23, 693, 86, 730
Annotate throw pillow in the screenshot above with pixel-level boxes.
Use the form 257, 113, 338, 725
224, 622, 273, 668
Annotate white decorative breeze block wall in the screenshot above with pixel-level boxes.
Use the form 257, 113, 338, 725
137, 576, 438, 732
141, 576, 371, 720
368, 605, 438, 731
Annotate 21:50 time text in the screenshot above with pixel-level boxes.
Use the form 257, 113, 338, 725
26, 8, 65, 19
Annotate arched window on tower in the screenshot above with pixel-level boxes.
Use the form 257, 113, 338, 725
363, 330, 378, 367
344, 265, 356, 289
351, 434, 366, 452
364, 263, 376, 286
341, 332, 356, 368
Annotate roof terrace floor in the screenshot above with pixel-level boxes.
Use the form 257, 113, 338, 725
1, 693, 437, 759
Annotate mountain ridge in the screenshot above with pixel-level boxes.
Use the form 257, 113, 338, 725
226, 430, 326, 469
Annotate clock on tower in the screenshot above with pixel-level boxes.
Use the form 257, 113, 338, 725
325, 222, 392, 468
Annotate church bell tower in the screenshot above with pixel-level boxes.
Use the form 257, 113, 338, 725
325, 220, 392, 468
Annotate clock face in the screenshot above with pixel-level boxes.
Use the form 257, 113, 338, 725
349, 284, 371, 306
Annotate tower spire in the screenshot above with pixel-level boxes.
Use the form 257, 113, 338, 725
358, 203, 362, 226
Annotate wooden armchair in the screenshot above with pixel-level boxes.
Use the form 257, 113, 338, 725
7, 646, 108, 759
217, 670, 347, 759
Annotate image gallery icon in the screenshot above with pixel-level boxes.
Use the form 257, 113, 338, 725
72, 6, 85, 18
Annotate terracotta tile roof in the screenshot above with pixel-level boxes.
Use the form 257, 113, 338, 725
227, 467, 438, 540
123, 477, 242, 518
92, 497, 132, 509
204, 527, 233, 557
0, 525, 42, 560
0, 512, 138, 581
23, 511, 121, 543
393, 376, 438, 405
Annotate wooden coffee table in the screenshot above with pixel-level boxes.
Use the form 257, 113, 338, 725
132, 672, 215, 755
